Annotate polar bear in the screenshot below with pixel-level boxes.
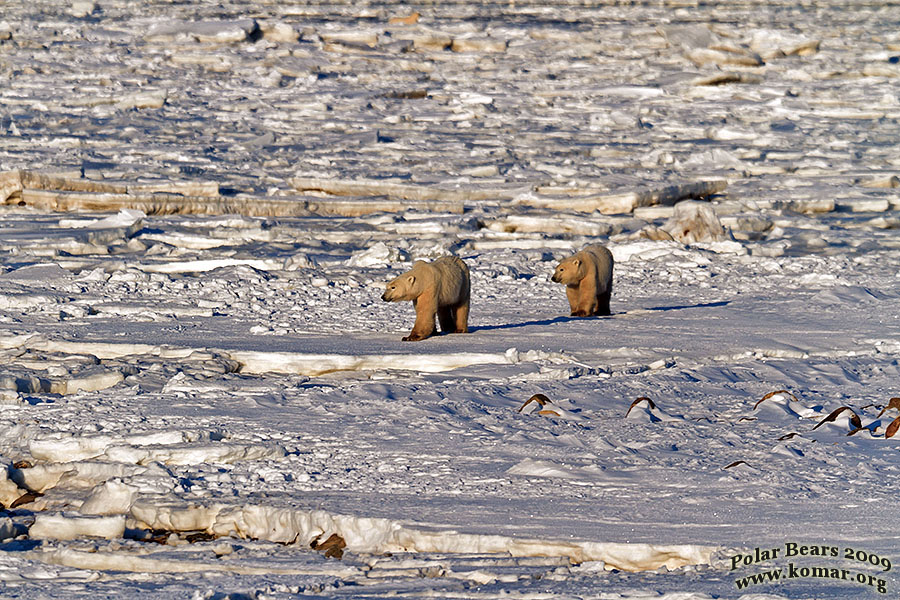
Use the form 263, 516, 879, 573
381, 255, 470, 341
551, 244, 614, 317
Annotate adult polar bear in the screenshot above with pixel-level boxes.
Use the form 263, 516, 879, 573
381, 256, 470, 341
551, 244, 614, 317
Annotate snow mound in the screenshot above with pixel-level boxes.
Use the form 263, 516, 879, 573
812, 286, 892, 306
752, 390, 823, 420
624, 397, 683, 423
230, 349, 519, 376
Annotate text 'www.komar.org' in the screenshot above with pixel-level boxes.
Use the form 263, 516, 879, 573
731, 543, 891, 594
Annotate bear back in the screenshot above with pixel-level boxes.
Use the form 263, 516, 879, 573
430, 255, 470, 305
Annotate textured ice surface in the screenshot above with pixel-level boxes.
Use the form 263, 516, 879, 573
2, 1, 900, 599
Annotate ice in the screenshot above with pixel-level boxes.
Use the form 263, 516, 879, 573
0, 517, 13, 542
346, 242, 405, 268
16, 462, 157, 493
515, 180, 728, 215
78, 479, 139, 515
0, 458, 26, 507
659, 201, 728, 244
60, 209, 144, 230
29, 546, 361, 577
29, 513, 125, 541
102, 442, 286, 466
29, 432, 187, 462
145, 19, 259, 44
2, 1, 900, 598
137, 258, 284, 274
128, 501, 713, 571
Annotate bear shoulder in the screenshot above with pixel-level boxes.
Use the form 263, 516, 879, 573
432, 255, 468, 273
583, 244, 613, 264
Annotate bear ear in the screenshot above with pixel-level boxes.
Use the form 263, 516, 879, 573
407, 275, 416, 284
573, 258, 581, 266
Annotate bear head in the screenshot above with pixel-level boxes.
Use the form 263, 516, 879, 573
381, 270, 422, 302
551, 255, 584, 285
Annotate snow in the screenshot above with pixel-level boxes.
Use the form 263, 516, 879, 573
1, 1, 900, 598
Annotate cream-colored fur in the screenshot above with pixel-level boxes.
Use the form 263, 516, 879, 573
551, 244, 614, 317
381, 255, 470, 341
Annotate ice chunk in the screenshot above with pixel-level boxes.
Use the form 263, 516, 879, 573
0, 516, 13, 541
102, 442, 286, 466
30, 431, 186, 462
346, 242, 407, 268
15, 461, 153, 493
0, 458, 26, 507
145, 19, 259, 44
660, 201, 728, 244
30, 513, 125, 540
79, 479, 139, 515
61, 209, 145, 230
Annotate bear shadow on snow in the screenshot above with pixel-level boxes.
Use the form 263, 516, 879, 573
642, 300, 731, 312
470, 315, 584, 332
470, 300, 731, 332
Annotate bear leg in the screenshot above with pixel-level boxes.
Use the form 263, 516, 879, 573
404, 293, 437, 341
452, 300, 469, 333
595, 288, 611, 316
437, 306, 455, 333
572, 283, 598, 317
565, 285, 581, 316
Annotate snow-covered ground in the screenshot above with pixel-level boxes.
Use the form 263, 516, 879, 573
2, 1, 900, 598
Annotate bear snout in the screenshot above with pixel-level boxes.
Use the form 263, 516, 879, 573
551, 272, 560, 283
381, 291, 390, 301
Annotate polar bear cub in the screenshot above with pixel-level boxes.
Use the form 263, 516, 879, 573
551, 244, 614, 316
381, 255, 470, 341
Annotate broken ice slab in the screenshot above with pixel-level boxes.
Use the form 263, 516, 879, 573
290, 176, 522, 204
514, 180, 728, 215
0, 171, 220, 202
481, 214, 614, 236
451, 35, 508, 53
145, 19, 260, 44
658, 201, 728, 244
688, 48, 764, 67
690, 72, 764, 86
834, 197, 892, 213
319, 29, 380, 48
858, 175, 900, 189
767, 198, 835, 214
657, 24, 764, 67
0, 366, 124, 395
394, 28, 453, 51
16, 188, 460, 217
0, 171, 464, 217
